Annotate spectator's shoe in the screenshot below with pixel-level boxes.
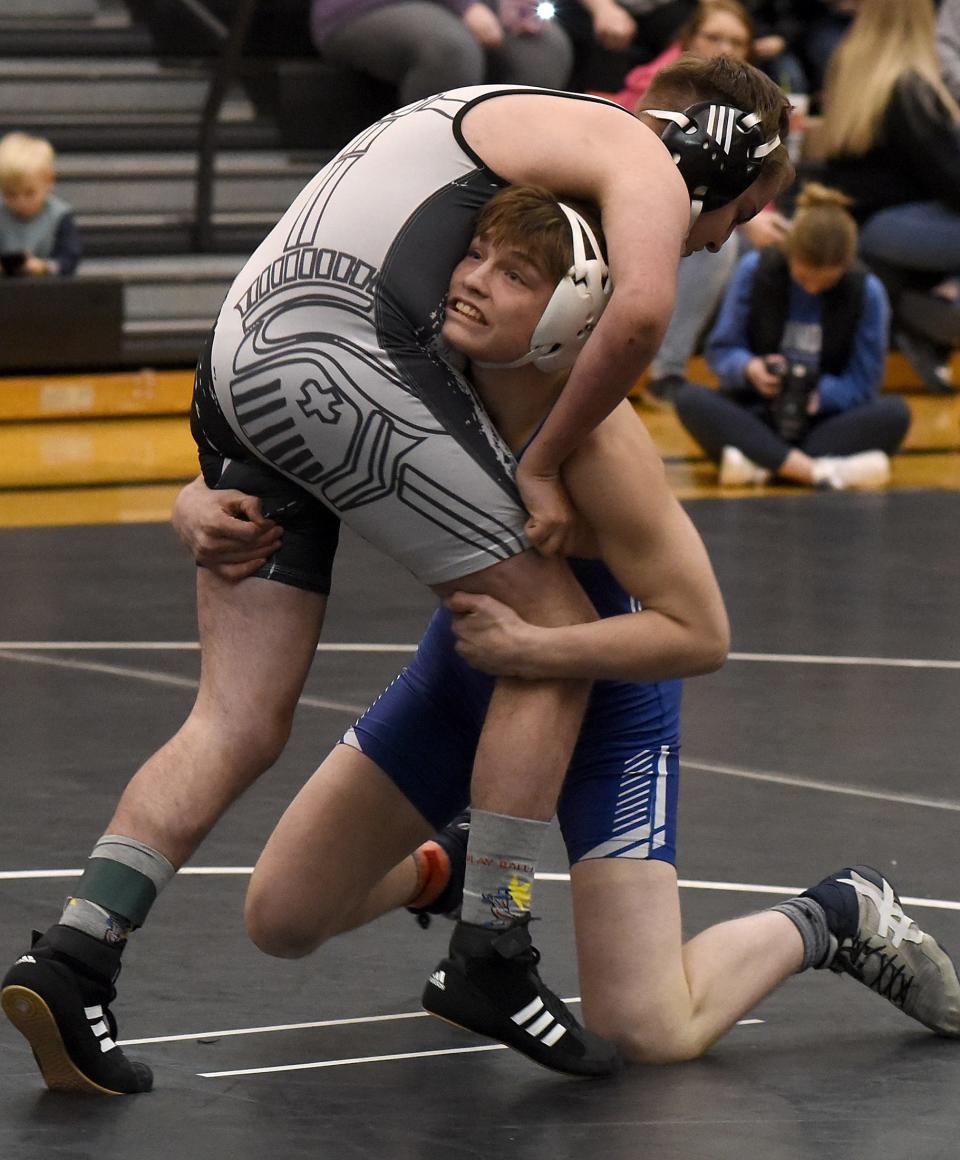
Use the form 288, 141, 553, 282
894, 329, 957, 394
719, 445, 771, 487
1, 925, 153, 1094
422, 916, 622, 1077
803, 866, 960, 1036
811, 451, 890, 491
407, 811, 470, 925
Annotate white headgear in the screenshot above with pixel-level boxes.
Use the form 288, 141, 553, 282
473, 202, 612, 373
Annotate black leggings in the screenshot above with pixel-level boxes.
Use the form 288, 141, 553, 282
673, 384, 912, 473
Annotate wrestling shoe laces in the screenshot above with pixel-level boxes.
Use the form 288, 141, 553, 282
806, 866, 960, 1037
1, 925, 153, 1095
422, 914, 622, 1077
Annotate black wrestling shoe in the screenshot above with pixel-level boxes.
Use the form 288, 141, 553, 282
422, 916, 622, 1077
803, 866, 960, 1036
408, 811, 470, 925
1, 925, 153, 1094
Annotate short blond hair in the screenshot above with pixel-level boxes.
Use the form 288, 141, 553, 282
0, 132, 56, 187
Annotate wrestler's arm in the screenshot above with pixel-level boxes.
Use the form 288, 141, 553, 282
461, 96, 690, 550
171, 475, 282, 579
447, 404, 730, 682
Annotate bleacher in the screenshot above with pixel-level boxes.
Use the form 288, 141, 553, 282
0, 0, 390, 370
1, 0, 957, 519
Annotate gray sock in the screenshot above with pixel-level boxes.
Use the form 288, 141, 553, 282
459, 809, 551, 929
771, 896, 835, 971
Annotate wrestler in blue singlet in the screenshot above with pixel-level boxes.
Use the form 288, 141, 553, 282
344, 553, 682, 866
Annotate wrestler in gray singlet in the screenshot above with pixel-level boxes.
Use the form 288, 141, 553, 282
208, 85, 616, 585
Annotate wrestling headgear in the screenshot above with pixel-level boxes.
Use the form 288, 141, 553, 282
645, 102, 781, 225
474, 201, 612, 374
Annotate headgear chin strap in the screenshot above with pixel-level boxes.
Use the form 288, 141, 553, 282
646, 102, 781, 221
473, 202, 612, 374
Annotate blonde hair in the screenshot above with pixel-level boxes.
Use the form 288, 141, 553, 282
641, 54, 792, 187
0, 132, 56, 187
821, 0, 960, 156
784, 183, 858, 268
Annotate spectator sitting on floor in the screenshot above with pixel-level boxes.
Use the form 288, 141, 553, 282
610, 1, 795, 401
673, 182, 911, 490
309, 0, 574, 105
821, 0, 960, 393
0, 132, 81, 277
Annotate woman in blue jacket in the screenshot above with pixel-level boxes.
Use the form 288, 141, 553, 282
674, 183, 911, 490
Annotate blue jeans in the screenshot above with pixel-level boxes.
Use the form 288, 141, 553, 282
860, 201, 960, 276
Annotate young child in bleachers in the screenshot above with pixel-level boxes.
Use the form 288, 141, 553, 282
0, 132, 81, 277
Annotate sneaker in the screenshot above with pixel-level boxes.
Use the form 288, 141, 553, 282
422, 916, 622, 1076
1, 925, 153, 1094
803, 866, 960, 1036
407, 811, 470, 924
719, 445, 771, 487
811, 450, 890, 491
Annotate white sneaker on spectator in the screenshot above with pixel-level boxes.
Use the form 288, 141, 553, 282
719, 446, 771, 487
811, 451, 891, 491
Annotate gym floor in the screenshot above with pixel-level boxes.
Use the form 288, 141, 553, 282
2, 487, 959, 1159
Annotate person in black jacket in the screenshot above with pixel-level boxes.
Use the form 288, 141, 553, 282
821, 0, 960, 390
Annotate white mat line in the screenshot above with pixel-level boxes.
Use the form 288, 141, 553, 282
0, 650, 364, 715
729, 652, 960, 670
200, 1044, 508, 1077
122, 1009, 433, 1046
683, 758, 960, 813
0, 642, 958, 669
120, 1004, 764, 1048
198, 1021, 766, 1079
0, 641, 415, 653
4, 865, 958, 912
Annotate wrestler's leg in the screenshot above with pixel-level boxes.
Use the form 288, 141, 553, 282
2, 569, 325, 1095
245, 745, 435, 958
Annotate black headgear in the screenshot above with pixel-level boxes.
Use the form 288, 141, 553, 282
645, 102, 781, 221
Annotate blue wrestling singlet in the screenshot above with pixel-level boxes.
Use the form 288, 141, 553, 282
343, 555, 682, 865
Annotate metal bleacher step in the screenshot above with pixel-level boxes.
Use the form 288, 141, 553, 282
0, 0, 96, 17
0, 57, 237, 115
0, 0, 151, 55
0, 55, 280, 152
76, 210, 278, 257
58, 150, 318, 217
80, 252, 245, 320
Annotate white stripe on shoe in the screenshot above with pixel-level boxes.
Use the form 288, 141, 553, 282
510, 997, 568, 1046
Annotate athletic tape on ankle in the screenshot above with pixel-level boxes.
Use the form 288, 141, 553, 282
77, 835, 176, 928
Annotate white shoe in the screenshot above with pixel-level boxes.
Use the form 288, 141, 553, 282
718, 445, 771, 487
811, 450, 891, 490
